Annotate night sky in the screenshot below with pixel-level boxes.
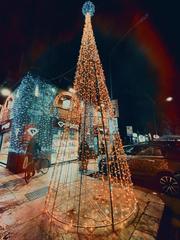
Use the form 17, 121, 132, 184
0, 0, 179, 136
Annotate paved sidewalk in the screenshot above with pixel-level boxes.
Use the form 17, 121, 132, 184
0, 165, 164, 240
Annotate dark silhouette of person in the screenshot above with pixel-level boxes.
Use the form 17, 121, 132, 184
25, 137, 41, 178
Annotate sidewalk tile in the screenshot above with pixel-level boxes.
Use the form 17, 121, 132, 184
130, 230, 155, 240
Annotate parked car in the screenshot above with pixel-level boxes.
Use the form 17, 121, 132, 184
155, 135, 180, 142
99, 141, 180, 194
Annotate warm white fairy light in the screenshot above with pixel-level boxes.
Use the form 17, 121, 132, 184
44, 1, 137, 236
73, 13, 114, 116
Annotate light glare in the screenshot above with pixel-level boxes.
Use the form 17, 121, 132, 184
0, 88, 11, 97
166, 96, 173, 102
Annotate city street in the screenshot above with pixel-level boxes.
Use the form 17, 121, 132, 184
0, 1, 179, 239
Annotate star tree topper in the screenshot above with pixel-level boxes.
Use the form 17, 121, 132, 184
82, 1, 95, 16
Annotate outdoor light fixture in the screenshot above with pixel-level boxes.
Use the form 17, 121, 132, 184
166, 96, 173, 102
0, 87, 11, 97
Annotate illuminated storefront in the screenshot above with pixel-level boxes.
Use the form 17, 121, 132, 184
0, 78, 81, 171
52, 90, 80, 164
0, 75, 119, 172
52, 122, 79, 163
6, 73, 58, 173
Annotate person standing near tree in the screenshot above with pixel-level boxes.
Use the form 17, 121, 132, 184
24, 137, 41, 179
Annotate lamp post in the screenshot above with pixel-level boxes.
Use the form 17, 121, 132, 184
166, 96, 173, 102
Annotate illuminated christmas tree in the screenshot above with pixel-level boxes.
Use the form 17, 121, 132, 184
44, 1, 137, 237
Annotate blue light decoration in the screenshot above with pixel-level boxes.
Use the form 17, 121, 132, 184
82, 1, 95, 16
9, 72, 58, 155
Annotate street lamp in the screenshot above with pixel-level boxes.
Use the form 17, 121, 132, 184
0, 87, 11, 97
166, 96, 173, 102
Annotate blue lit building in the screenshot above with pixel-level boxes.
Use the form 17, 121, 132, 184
6, 72, 58, 172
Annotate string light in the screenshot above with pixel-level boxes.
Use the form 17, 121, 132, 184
73, 12, 114, 116
34, 84, 40, 97
9, 72, 58, 154
44, 1, 137, 237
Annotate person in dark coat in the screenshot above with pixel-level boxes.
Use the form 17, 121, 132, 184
25, 137, 41, 178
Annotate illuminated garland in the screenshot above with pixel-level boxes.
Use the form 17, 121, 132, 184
44, 1, 137, 236
73, 13, 114, 116
73, 0, 136, 225
9, 72, 58, 154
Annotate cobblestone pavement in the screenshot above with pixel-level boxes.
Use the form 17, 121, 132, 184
0, 164, 164, 240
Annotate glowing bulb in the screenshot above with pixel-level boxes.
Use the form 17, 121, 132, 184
35, 84, 40, 97
166, 96, 173, 102
0, 88, 11, 97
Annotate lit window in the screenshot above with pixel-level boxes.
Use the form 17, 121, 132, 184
62, 99, 71, 109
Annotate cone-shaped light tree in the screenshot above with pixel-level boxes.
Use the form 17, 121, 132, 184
44, 1, 137, 237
